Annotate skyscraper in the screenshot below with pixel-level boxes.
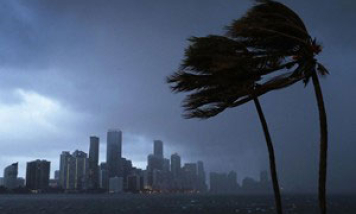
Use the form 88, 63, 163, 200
88, 136, 100, 189
182, 163, 197, 190
153, 140, 163, 158
26, 160, 50, 190
163, 158, 170, 172
99, 162, 109, 190
4, 163, 18, 189
197, 161, 207, 192
71, 150, 89, 190
107, 129, 122, 178
54, 170, 60, 180
59, 150, 89, 190
59, 151, 71, 188
146, 154, 162, 187
146, 140, 165, 188
171, 153, 181, 179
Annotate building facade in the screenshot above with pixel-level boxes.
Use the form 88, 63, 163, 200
88, 136, 100, 189
153, 140, 163, 158
107, 129, 122, 178
4, 163, 18, 189
26, 160, 50, 190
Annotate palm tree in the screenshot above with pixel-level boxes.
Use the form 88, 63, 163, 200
168, 35, 289, 214
226, 1, 329, 213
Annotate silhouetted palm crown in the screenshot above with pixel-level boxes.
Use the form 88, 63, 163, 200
167, 0, 328, 118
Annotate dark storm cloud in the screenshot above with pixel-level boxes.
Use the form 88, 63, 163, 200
0, 0, 355, 193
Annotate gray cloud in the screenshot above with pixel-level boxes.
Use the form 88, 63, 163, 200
0, 0, 354, 193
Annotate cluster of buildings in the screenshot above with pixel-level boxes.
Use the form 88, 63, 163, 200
209, 170, 272, 194
0, 129, 207, 193
52, 130, 208, 193
0, 160, 50, 192
0, 129, 272, 194
55, 130, 208, 193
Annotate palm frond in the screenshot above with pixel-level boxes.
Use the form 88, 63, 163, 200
167, 0, 326, 119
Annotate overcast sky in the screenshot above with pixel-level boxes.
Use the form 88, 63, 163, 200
0, 0, 355, 193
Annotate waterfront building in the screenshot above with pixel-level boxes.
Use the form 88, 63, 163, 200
4, 163, 18, 189
88, 136, 100, 189
72, 150, 89, 190
163, 158, 170, 172
146, 140, 166, 188
127, 174, 142, 192
182, 163, 197, 190
171, 153, 181, 180
54, 170, 60, 181
16, 178, 25, 187
109, 177, 123, 193
121, 157, 133, 188
197, 161, 207, 193
59, 150, 89, 190
26, 160, 50, 190
107, 129, 122, 178
99, 162, 109, 190
59, 151, 71, 188
154, 140, 163, 158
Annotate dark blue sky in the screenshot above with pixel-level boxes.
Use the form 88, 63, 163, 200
0, 0, 355, 193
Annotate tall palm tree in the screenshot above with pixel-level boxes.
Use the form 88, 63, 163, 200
226, 1, 329, 213
168, 35, 290, 214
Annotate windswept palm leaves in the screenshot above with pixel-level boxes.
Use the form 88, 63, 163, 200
167, 27, 286, 214
168, 1, 329, 214
227, 1, 329, 213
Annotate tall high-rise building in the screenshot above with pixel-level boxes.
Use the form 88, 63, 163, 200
171, 153, 181, 179
54, 170, 60, 180
107, 129, 122, 178
59, 151, 71, 188
182, 163, 197, 190
146, 154, 163, 187
59, 150, 88, 190
16, 178, 25, 188
99, 162, 109, 190
209, 171, 239, 194
163, 158, 170, 172
72, 150, 89, 190
4, 163, 18, 189
127, 174, 142, 192
26, 160, 50, 190
197, 161, 207, 192
109, 177, 123, 193
153, 140, 163, 158
88, 136, 100, 189
121, 157, 133, 188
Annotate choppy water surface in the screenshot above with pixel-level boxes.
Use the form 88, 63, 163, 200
0, 194, 354, 214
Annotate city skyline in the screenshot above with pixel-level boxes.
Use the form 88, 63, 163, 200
0, 128, 258, 183
0, 0, 354, 194
1, 128, 272, 194
0, 129, 224, 179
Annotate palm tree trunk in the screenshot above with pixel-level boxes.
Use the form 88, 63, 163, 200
311, 72, 328, 214
253, 97, 283, 214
